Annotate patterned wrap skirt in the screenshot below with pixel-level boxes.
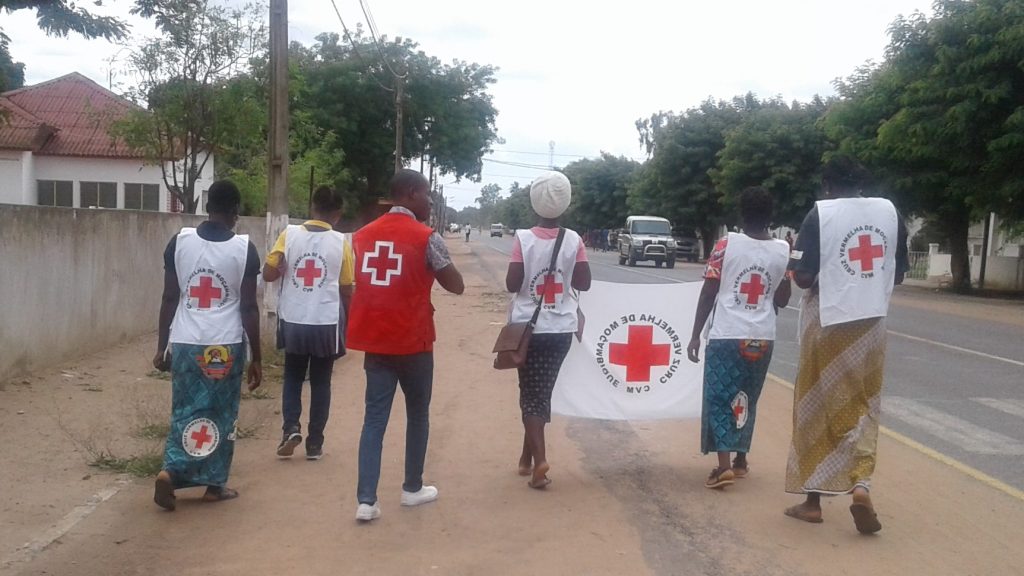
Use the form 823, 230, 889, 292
163, 342, 245, 489
701, 338, 774, 454
785, 291, 886, 495
517, 333, 574, 423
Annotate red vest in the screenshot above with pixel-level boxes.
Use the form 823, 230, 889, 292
347, 212, 436, 354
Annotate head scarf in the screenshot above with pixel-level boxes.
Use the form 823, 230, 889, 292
530, 171, 572, 219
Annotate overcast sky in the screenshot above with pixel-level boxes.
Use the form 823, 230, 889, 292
4, 0, 935, 210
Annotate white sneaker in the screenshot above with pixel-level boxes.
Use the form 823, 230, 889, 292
355, 502, 381, 521
400, 485, 439, 506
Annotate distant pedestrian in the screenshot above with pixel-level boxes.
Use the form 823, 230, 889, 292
687, 187, 791, 489
348, 169, 465, 522
785, 231, 794, 250
464, 223, 471, 242
505, 171, 591, 490
152, 180, 262, 511
783, 156, 908, 534
263, 186, 354, 461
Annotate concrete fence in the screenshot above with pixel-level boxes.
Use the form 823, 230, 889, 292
0, 205, 270, 381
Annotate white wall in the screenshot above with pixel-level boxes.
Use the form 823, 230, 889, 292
0, 151, 23, 204
33, 156, 166, 209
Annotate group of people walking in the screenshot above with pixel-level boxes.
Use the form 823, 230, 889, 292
153, 170, 464, 521
688, 156, 908, 534
151, 156, 907, 534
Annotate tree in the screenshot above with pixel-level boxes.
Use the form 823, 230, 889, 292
0, 37, 24, 91
561, 153, 638, 230
297, 32, 499, 211
712, 97, 831, 228
476, 182, 501, 225
628, 98, 745, 254
825, 0, 1024, 292
0, 1, 128, 41
491, 181, 533, 229
113, 0, 267, 213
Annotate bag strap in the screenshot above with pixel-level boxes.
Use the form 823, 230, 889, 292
528, 227, 566, 326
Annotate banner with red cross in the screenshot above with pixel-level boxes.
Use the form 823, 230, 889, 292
552, 280, 703, 420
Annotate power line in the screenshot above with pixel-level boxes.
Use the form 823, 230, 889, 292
326, 0, 394, 92
492, 149, 589, 159
359, 0, 407, 79
482, 158, 558, 171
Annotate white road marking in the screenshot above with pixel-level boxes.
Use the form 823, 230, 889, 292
778, 307, 1022, 367
1, 475, 131, 571
886, 330, 1024, 367
972, 398, 1024, 420
885, 397, 1024, 455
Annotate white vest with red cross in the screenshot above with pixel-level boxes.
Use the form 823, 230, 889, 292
817, 197, 898, 327
278, 225, 345, 326
170, 227, 248, 345
708, 232, 790, 340
509, 228, 583, 334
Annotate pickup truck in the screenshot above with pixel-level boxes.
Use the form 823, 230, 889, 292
617, 216, 676, 268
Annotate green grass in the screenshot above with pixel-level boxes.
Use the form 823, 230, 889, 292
146, 370, 171, 381
89, 451, 163, 477
242, 387, 275, 400
135, 422, 171, 440
236, 423, 261, 439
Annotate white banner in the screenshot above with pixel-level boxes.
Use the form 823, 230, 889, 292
552, 280, 704, 420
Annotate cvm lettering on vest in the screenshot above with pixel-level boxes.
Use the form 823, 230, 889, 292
363, 241, 403, 286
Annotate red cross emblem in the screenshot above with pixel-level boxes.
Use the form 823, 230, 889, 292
182, 418, 219, 457
188, 275, 222, 309
295, 258, 323, 287
848, 234, 884, 272
731, 392, 749, 429
362, 241, 403, 286
191, 425, 213, 450
738, 273, 766, 305
609, 325, 671, 382
536, 274, 564, 304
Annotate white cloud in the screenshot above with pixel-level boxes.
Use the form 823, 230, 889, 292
4, 0, 934, 210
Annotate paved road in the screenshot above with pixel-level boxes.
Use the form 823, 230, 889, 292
479, 233, 1024, 491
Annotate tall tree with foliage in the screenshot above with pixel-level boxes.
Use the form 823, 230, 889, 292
0, 37, 24, 91
113, 0, 267, 213
0, 1, 128, 41
713, 97, 831, 228
491, 181, 533, 229
629, 98, 747, 254
297, 31, 499, 212
825, 0, 1024, 292
561, 153, 638, 230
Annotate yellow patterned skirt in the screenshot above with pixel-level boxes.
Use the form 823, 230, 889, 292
785, 290, 886, 495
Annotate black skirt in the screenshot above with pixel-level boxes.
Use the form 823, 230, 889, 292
517, 332, 573, 422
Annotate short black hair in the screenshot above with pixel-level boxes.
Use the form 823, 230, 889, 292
821, 155, 871, 192
389, 169, 428, 199
739, 186, 773, 230
206, 180, 241, 215
311, 185, 344, 213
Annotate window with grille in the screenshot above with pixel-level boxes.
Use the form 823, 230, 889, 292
37, 180, 73, 207
125, 183, 161, 211
80, 181, 117, 208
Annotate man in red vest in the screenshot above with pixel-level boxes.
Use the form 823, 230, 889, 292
348, 169, 465, 522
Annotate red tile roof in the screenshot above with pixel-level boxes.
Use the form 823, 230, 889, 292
0, 72, 144, 159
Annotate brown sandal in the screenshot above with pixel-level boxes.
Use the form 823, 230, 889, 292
154, 470, 176, 511
202, 486, 239, 502
704, 467, 736, 489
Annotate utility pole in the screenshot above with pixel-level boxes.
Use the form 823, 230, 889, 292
264, 0, 290, 330
393, 78, 404, 173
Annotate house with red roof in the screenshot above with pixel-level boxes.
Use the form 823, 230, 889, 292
0, 72, 215, 213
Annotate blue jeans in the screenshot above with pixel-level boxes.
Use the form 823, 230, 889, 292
357, 352, 433, 505
281, 353, 335, 448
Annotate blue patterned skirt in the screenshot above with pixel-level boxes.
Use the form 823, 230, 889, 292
163, 342, 245, 488
701, 338, 774, 454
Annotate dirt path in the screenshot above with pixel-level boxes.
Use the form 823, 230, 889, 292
2, 239, 1022, 576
